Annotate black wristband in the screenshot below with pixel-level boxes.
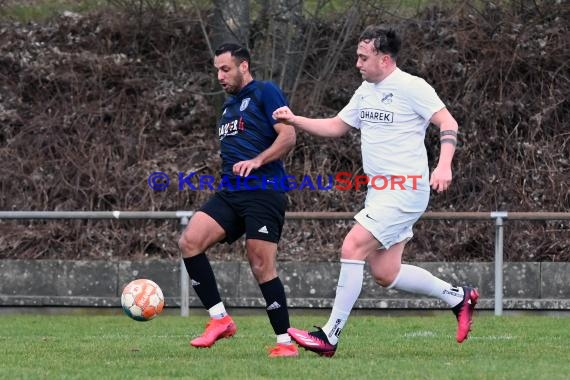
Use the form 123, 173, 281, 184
440, 138, 457, 146
440, 130, 458, 137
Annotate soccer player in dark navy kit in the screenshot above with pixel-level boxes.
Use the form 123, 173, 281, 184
178, 43, 298, 357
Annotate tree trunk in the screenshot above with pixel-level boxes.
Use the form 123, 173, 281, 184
211, 0, 251, 49
272, 0, 304, 94
252, 0, 304, 96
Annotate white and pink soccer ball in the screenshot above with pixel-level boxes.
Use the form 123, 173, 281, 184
121, 279, 164, 321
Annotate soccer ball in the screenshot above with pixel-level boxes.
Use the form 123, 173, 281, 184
121, 279, 165, 321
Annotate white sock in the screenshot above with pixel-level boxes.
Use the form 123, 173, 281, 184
277, 333, 292, 344
388, 264, 464, 307
321, 259, 365, 345
208, 302, 228, 319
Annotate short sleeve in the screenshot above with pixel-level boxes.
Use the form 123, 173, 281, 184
407, 78, 445, 121
261, 82, 289, 126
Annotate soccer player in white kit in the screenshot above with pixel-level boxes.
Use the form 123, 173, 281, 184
272, 25, 479, 357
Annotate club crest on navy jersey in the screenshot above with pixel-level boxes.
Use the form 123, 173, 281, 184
240, 97, 251, 111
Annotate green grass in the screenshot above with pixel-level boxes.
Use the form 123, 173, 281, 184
0, 0, 458, 23
1, 312, 569, 379
0, 0, 107, 22
303, 0, 450, 14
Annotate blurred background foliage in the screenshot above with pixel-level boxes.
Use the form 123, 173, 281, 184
0, 0, 568, 261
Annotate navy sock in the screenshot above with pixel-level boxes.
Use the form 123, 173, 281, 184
183, 253, 221, 309
259, 277, 290, 335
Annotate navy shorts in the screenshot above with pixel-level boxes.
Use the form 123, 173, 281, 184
199, 190, 287, 244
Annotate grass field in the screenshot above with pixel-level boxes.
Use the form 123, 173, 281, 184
1, 312, 569, 379
0, 0, 452, 22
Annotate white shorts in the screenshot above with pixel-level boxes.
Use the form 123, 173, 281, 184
354, 187, 429, 249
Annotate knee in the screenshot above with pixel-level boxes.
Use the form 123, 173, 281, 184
249, 256, 276, 283
249, 261, 264, 279
371, 268, 398, 288
178, 232, 201, 258
340, 239, 363, 261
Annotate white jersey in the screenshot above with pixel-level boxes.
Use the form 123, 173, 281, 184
338, 68, 445, 192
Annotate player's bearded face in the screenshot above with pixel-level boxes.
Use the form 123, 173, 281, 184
219, 66, 244, 95
214, 53, 245, 95
224, 69, 244, 95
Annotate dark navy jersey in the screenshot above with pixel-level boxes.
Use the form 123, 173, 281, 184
218, 80, 289, 191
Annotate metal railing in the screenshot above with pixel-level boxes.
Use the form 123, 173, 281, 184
1, 210, 569, 316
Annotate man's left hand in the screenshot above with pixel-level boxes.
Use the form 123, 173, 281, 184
233, 159, 262, 177
430, 165, 452, 192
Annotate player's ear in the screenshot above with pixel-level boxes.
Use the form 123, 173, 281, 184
240, 60, 249, 74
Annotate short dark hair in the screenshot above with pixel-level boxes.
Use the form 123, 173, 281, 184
359, 26, 401, 59
214, 43, 251, 66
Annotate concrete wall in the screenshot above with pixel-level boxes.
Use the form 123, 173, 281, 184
1, 260, 569, 310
